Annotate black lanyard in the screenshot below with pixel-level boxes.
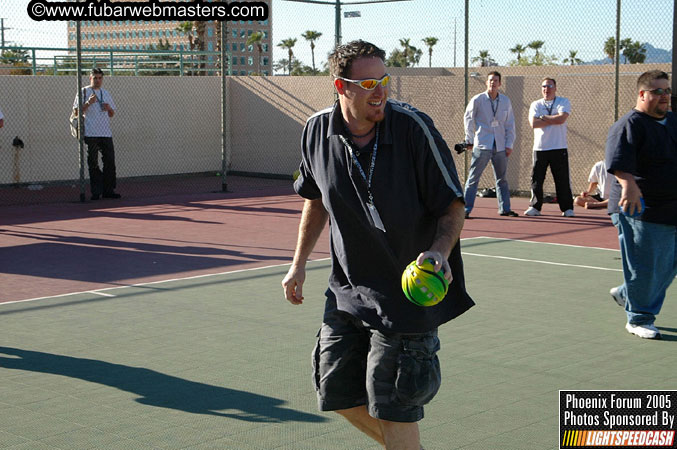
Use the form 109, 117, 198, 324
545, 96, 557, 115
338, 128, 386, 232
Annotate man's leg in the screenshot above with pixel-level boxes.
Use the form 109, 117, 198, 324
528, 151, 549, 210
490, 148, 511, 214
100, 138, 117, 195
85, 138, 103, 197
366, 330, 440, 450
549, 149, 574, 212
336, 406, 384, 445
379, 420, 420, 450
463, 148, 491, 215
613, 214, 677, 326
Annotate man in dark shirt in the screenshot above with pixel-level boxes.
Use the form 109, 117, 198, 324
281, 40, 473, 449
606, 70, 677, 340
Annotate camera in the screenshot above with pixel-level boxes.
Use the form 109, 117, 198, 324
454, 142, 469, 154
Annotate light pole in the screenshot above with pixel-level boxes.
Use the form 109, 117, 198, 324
283, 0, 412, 49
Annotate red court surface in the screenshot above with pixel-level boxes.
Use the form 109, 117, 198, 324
0, 194, 618, 304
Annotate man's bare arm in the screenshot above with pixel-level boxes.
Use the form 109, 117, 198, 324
281, 198, 329, 305
416, 198, 465, 283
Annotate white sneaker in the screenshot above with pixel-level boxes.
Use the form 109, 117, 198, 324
609, 286, 624, 307
524, 207, 541, 216
562, 209, 575, 217
625, 323, 661, 339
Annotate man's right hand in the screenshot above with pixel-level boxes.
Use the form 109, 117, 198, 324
282, 264, 306, 305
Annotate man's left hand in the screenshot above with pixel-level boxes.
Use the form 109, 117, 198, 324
505, 147, 512, 157
416, 251, 452, 283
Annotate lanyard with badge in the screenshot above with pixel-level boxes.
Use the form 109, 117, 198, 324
338, 128, 386, 232
545, 96, 557, 116
490, 94, 500, 128
92, 89, 104, 111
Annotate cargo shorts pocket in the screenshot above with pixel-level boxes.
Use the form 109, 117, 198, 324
394, 334, 441, 406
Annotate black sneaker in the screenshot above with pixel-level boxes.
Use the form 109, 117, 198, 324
102, 192, 121, 199
500, 210, 519, 217
465, 211, 471, 219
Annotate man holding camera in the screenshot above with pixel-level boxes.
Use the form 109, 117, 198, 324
462, 71, 517, 218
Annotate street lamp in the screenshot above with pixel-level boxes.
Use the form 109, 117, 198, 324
283, 0, 412, 49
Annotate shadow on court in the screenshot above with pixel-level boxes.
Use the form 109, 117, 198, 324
0, 346, 326, 423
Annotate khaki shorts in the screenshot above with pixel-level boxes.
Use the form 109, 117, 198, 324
311, 299, 441, 423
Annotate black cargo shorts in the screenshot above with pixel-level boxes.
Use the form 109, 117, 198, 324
311, 300, 441, 422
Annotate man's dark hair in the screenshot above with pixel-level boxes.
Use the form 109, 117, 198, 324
488, 71, 501, 82
329, 40, 386, 79
637, 70, 669, 91
541, 77, 556, 87
90, 67, 104, 76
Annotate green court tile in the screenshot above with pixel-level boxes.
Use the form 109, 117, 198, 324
37, 427, 126, 449
0, 431, 29, 448
7, 415, 85, 441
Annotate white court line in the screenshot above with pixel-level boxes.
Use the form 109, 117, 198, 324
1, 259, 331, 307
461, 252, 622, 272
88, 291, 116, 298
463, 235, 619, 252
2, 236, 615, 307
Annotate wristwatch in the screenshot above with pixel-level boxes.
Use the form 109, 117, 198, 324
538, 115, 544, 120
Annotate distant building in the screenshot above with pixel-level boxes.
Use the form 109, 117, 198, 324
66, 0, 272, 76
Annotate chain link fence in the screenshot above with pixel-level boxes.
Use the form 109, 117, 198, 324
0, 0, 673, 206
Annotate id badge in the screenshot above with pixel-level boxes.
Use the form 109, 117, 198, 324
491, 120, 499, 128
367, 202, 386, 232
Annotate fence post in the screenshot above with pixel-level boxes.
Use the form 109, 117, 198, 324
179, 48, 184, 76
109, 50, 114, 76
220, 21, 228, 192
76, 24, 86, 203
614, 0, 621, 121
31, 48, 36, 75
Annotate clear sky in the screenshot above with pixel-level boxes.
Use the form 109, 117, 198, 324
2, 0, 673, 70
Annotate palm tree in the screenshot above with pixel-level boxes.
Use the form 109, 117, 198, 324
301, 30, 322, 74
274, 58, 289, 75
176, 21, 194, 74
619, 38, 633, 63
246, 31, 264, 75
277, 38, 297, 75
623, 41, 647, 64
509, 44, 526, 62
421, 37, 438, 68
528, 40, 545, 57
471, 50, 495, 67
603, 37, 617, 63
563, 50, 582, 66
399, 38, 412, 67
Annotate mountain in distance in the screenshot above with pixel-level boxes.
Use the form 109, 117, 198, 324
586, 43, 672, 65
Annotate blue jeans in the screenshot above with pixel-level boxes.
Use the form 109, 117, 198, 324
611, 213, 677, 325
463, 147, 511, 214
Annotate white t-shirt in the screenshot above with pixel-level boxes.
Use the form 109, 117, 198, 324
588, 160, 610, 199
529, 96, 571, 151
72, 87, 116, 137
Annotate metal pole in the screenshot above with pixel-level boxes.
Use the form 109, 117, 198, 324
76, 22, 86, 202
463, 0, 469, 180
335, 0, 342, 47
670, 0, 677, 112
220, 21, 228, 192
614, 0, 621, 121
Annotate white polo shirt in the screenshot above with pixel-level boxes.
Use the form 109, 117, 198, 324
73, 87, 116, 138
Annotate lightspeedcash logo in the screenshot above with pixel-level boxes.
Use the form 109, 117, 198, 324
27, 0, 268, 22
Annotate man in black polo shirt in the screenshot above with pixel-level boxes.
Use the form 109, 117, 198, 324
606, 70, 677, 340
281, 40, 474, 449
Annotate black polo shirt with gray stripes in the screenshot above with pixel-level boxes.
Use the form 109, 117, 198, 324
295, 99, 474, 333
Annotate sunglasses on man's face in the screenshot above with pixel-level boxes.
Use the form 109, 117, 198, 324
542, 84, 555, 89
337, 74, 391, 90
643, 87, 672, 96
